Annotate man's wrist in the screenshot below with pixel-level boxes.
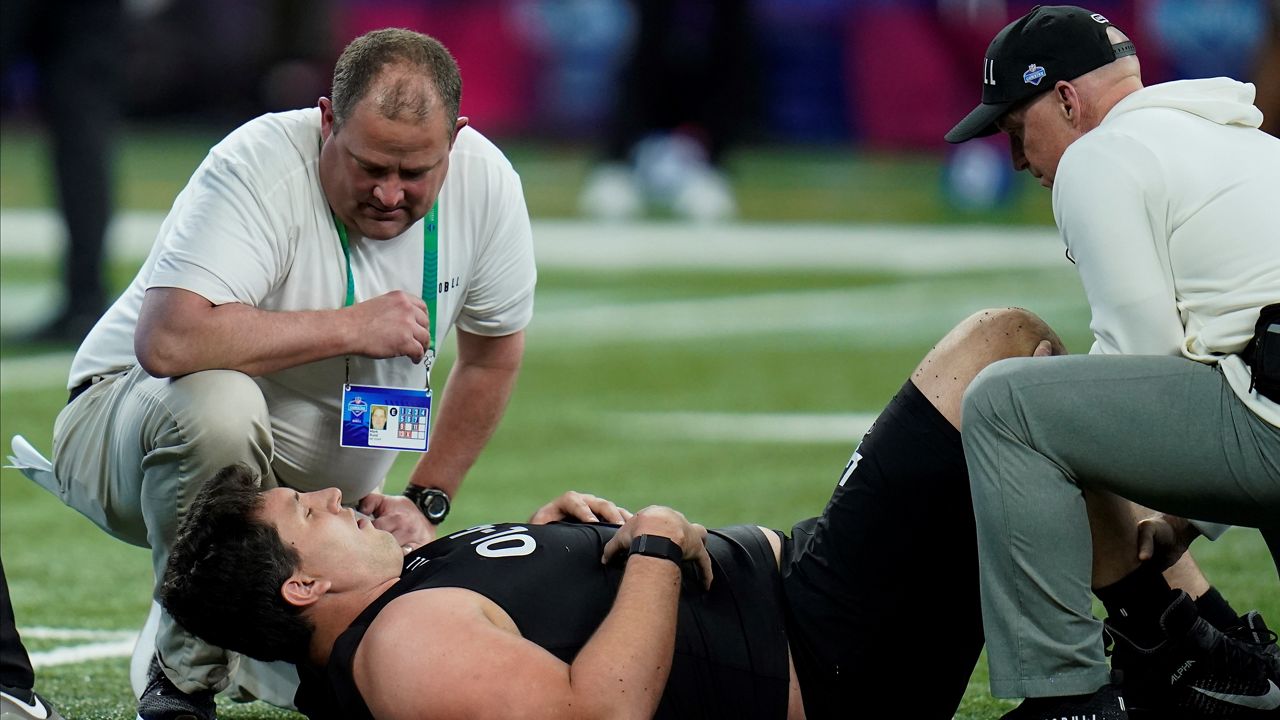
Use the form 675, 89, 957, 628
628, 535, 683, 566
402, 485, 451, 525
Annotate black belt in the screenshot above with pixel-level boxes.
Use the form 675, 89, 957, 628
68, 379, 93, 405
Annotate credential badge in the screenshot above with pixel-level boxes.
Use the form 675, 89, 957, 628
1023, 64, 1046, 86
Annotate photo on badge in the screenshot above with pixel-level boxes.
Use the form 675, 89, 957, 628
340, 383, 432, 452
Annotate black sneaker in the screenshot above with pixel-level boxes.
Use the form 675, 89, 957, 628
1225, 610, 1280, 679
1107, 591, 1280, 717
135, 654, 216, 720
1000, 683, 1129, 719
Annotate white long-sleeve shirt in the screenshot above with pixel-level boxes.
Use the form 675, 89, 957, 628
1053, 77, 1280, 428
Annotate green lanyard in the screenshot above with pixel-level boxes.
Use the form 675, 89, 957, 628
332, 202, 439, 354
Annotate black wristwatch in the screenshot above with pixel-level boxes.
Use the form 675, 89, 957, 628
402, 485, 450, 525
628, 534, 683, 566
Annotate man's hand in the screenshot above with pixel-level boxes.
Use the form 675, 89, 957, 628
1136, 512, 1200, 570
358, 491, 436, 553
347, 291, 431, 363
529, 491, 632, 525
602, 506, 713, 589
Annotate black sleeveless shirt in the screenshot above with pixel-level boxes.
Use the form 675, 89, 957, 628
294, 521, 790, 719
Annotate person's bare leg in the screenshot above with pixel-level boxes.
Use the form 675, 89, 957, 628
912, 307, 1067, 429
1085, 489, 1211, 596
1164, 553, 1210, 599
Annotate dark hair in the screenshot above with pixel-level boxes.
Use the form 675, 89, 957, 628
331, 28, 462, 136
160, 464, 313, 663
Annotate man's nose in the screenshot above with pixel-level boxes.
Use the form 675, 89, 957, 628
373, 181, 404, 208
325, 487, 343, 510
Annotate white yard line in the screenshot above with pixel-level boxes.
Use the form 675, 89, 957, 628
29, 639, 136, 668
19, 627, 138, 669
0, 352, 73, 392
21, 627, 136, 641
530, 277, 1082, 346
0, 209, 1062, 271
1, 212, 1079, 455
532, 220, 1064, 272
613, 411, 879, 444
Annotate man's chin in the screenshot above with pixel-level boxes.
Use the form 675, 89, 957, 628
357, 217, 412, 241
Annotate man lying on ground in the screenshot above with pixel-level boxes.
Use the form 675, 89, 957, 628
158, 308, 1276, 719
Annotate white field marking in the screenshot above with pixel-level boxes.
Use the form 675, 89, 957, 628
0, 209, 1062, 271
21, 627, 136, 641
532, 220, 1064, 272
530, 275, 1084, 345
0, 352, 73, 392
0, 209, 163, 262
612, 411, 878, 444
29, 639, 136, 668
18, 627, 138, 669
0, 281, 59, 335
0, 279, 1085, 389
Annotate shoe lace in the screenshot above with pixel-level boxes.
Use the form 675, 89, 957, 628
1225, 621, 1278, 647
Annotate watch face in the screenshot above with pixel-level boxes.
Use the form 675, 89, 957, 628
425, 492, 449, 522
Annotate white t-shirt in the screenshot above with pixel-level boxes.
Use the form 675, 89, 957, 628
1053, 78, 1280, 427
70, 109, 536, 495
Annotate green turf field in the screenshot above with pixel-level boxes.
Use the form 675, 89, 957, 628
1, 129, 1275, 719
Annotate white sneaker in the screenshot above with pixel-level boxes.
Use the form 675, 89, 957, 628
1, 686, 64, 720
672, 165, 737, 224
578, 163, 644, 221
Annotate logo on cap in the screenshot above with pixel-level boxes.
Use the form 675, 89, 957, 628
1022, 64, 1046, 85
1091, 13, 1109, 23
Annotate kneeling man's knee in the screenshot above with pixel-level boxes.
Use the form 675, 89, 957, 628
962, 357, 1027, 429
167, 370, 271, 465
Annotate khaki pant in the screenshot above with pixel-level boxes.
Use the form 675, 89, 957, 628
962, 354, 1280, 699
51, 366, 275, 694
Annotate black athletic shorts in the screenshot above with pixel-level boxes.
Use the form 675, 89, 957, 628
780, 380, 983, 720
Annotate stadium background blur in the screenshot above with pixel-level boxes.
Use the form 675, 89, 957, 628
2, 1, 1276, 717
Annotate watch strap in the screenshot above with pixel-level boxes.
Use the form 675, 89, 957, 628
628, 534, 684, 566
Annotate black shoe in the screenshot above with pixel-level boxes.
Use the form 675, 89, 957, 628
135, 654, 216, 720
1000, 683, 1129, 719
1107, 591, 1280, 717
1226, 610, 1280, 679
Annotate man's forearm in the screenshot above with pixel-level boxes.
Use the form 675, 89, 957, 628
566, 556, 681, 720
406, 330, 524, 497
137, 298, 360, 377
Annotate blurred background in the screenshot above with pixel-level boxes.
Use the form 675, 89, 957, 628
3, 0, 1276, 224
5, 0, 1274, 142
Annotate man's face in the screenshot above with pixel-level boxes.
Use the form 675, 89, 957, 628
996, 91, 1080, 189
260, 487, 402, 586
319, 90, 456, 241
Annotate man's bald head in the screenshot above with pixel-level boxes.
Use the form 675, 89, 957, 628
1066, 27, 1144, 131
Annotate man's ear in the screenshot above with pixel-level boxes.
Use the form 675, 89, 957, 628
282, 573, 332, 608
319, 97, 336, 142
1056, 82, 1082, 127
450, 116, 470, 148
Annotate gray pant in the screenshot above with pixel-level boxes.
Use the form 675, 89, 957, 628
51, 366, 274, 693
962, 354, 1280, 699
